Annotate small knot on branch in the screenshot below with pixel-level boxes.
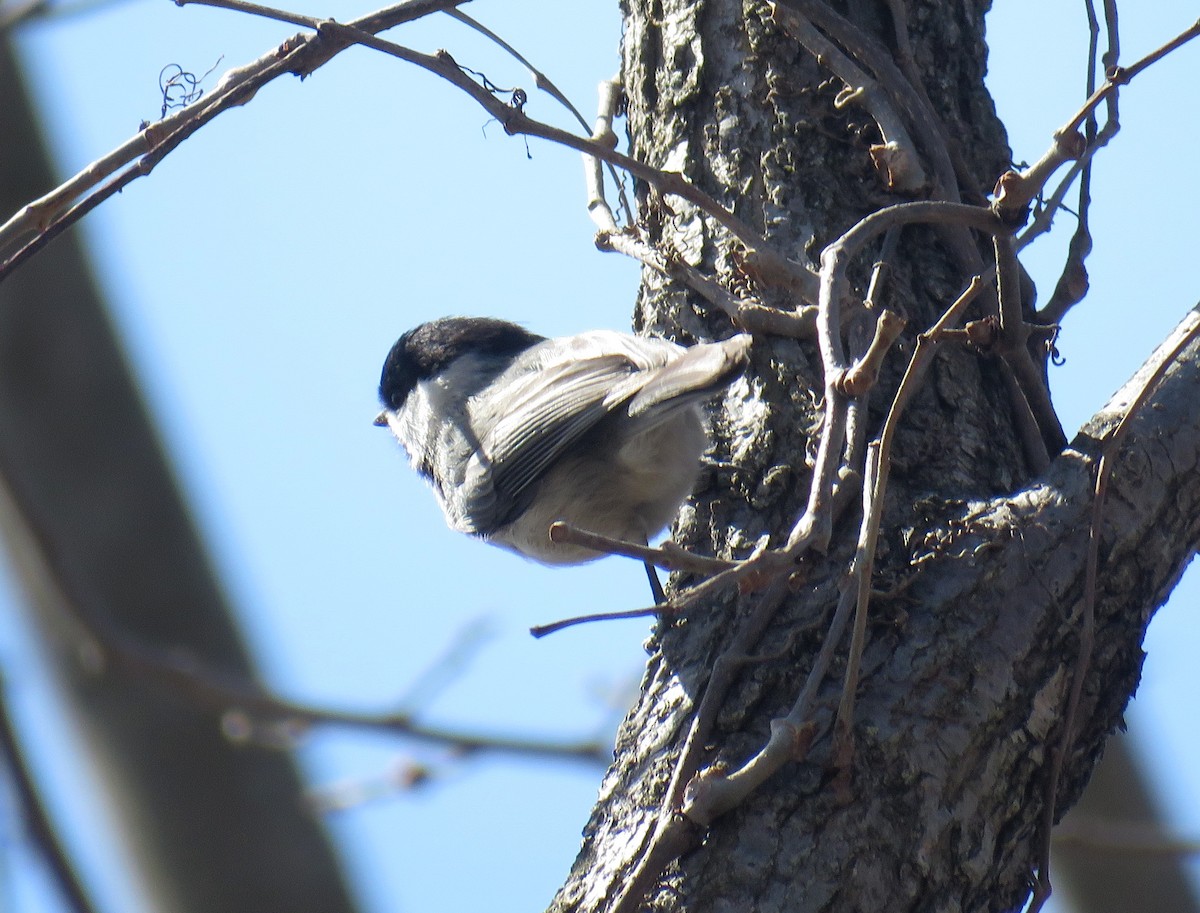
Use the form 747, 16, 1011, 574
836, 308, 906, 396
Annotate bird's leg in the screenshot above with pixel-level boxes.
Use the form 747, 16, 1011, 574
644, 559, 667, 605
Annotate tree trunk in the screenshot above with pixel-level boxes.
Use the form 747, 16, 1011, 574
550, 2, 1200, 910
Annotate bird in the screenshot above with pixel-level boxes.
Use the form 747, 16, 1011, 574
374, 316, 751, 574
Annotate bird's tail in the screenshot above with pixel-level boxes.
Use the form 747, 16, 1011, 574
626, 334, 752, 421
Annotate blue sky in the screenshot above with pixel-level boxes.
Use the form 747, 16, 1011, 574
4, 2, 1199, 911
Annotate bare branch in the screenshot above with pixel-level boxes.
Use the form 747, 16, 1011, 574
1038, 0, 1118, 324
445, 8, 591, 132
448, 14, 634, 226
994, 16, 1200, 221
0, 0, 470, 279
666, 276, 989, 854
530, 606, 660, 639
795, 0, 963, 201
863, 225, 900, 312
548, 522, 734, 576
823, 201, 998, 372
186, 0, 827, 304
582, 92, 819, 337
880, 0, 977, 199
584, 77, 624, 235
832, 277, 983, 778
608, 573, 795, 913
779, 201, 1002, 559
1029, 305, 1200, 912
0, 0, 830, 314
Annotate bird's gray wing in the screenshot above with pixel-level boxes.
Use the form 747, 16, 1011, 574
459, 354, 644, 532
626, 334, 751, 421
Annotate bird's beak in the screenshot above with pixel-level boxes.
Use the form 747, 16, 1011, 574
373, 411, 389, 427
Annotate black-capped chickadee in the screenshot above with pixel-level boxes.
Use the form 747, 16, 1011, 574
375, 316, 751, 566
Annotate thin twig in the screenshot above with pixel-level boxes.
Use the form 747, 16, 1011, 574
838, 308, 907, 396
783, 386, 848, 555
584, 77, 625, 235
445, 8, 590, 130
530, 606, 660, 639
677, 572, 857, 828
0, 0, 470, 278
786, 0, 1002, 325
179, 0, 821, 300
863, 225, 900, 311
447, 12, 633, 225
1037, 0, 1119, 325
1027, 305, 1200, 913
879, 0, 976, 199
605, 286, 888, 893
595, 215, 819, 339
781, 201, 1002, 557
113, 624, 612, 762
994, 16, 1200, 221
829, 441, 880, 775
393, 617, 495, 713
609, 573, 794, 913
1, 0, 817, 302
994, 233, 1059, 467
830, 277, 984, 778
818, 201, 1003, 362
548, 522, 734, 575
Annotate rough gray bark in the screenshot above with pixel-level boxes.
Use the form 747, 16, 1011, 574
549, 2, 1200, 911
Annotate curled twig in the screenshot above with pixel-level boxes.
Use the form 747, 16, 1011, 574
446, 9, 633, 217
780, 201, 1003, 558
669, 278, 986, 845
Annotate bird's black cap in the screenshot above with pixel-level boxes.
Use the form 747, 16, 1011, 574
378, 316, 543, 410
